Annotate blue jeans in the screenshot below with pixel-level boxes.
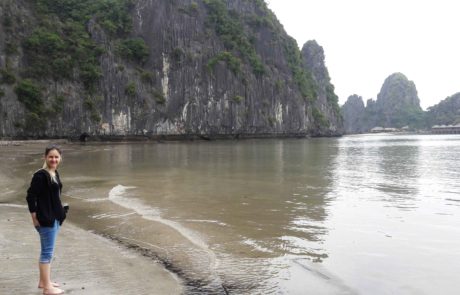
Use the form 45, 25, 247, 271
35, 220, 60, 264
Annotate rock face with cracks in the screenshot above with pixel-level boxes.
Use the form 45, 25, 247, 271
0, 0, 343, 138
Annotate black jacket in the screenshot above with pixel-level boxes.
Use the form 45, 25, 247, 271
26, 169, 66, 226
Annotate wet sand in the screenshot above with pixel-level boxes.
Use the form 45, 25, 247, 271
0, 205, 183, 295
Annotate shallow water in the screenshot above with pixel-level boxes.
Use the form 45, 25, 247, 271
2, 134, 460, 294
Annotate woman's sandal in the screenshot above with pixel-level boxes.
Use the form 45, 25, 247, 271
38, 282, 60, 289
43, 287, 64, 295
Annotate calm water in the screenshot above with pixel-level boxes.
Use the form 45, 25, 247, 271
2, 134, 460, 294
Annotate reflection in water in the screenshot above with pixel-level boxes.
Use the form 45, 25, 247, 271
326, 134, 460, 295
334, 135, 423, 210
375, 141, 421, 209
2, 135, 460, 294
51, 140, 339, 293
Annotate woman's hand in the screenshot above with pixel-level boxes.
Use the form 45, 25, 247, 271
31, 212, 40, 227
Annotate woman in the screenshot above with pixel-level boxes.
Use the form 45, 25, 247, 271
26, 145, 66, 295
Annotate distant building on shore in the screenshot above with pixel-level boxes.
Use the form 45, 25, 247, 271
431, 124, 460, 134
370, 127, 399, 133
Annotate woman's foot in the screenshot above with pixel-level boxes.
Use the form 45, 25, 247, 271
43, 286, 64, 295
38, 282, 60, 289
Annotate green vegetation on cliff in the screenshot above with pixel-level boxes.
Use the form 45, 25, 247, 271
326, 82, 339, 107
204, 0, 316, 102
23, 0, 146, 92
14, 79, 46, 130
312, 107, 329, 128
427, 93, 460, 126
0, 68, 16, 84
14, 79, 43, 113
24, 29, 75, 80
207, 51, 242, 74
35, 0, 133, 35
204, 0, 265, 76
117, 38, 150, 63
284, 37, 317, 101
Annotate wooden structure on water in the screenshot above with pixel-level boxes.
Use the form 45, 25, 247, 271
431, 124, 460, 134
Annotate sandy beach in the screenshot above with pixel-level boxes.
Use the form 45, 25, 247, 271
0, 204, 183, 295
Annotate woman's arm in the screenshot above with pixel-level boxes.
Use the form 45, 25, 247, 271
26, 173, 42, 226
30, 212, 40, 226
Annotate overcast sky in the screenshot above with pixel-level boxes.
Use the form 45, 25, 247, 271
267, 0, 459, 110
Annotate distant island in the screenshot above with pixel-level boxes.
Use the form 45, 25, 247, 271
341, 72, 460, 134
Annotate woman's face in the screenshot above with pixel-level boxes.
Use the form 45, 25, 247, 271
45, 149, 61, 170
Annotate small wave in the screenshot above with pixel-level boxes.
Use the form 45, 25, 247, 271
242, 238, 274, 254
107, 185, 215, 261
108, 185, 160, 216
85, 197, 110, 202
184, 219, 228, 227
107, 185, 223, 289
91, 212, 136, 219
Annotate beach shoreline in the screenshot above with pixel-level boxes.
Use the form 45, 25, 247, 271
0, 204, 183, 295
0, 132, 321, 145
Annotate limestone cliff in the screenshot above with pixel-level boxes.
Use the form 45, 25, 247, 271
341, 72, 424, 133
341, 94, 366, 133
301, 40, 343, 136
0, 0, 343, 139
376, 72, 423, 128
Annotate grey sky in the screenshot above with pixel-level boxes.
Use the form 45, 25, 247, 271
267, 0, 460, 110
